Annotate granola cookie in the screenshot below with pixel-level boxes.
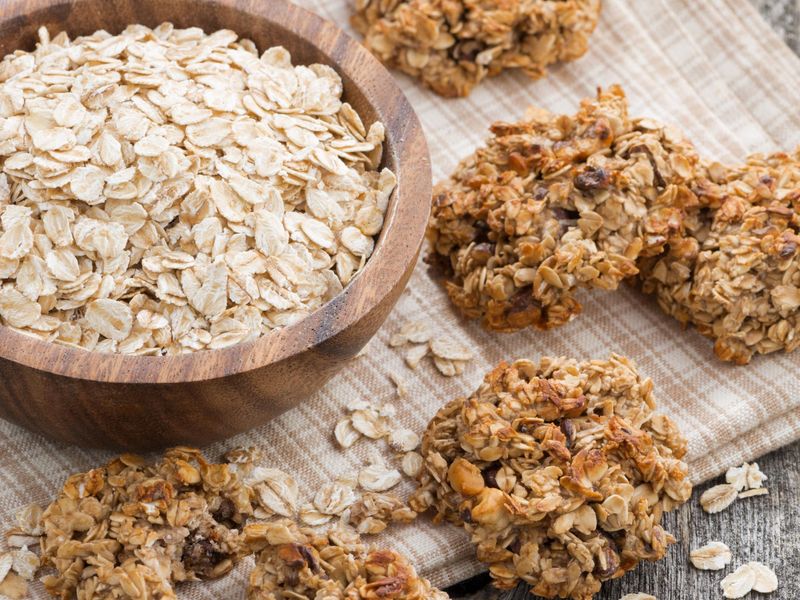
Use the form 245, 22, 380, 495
244, 519, 448, 599
427, 86, 699, 331
409, 354, 692, 600
351, 0, 601, 97
39, 447, 254, 599
640, 152, 800, 364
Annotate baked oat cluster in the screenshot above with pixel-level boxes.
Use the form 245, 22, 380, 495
37, 447, 253, 599
427, 86, 699, 331
409, 354, 692, 600
351, 0, 601, 97
0, 24, 395, 354
640, 152, 800, 364
244, 519, 449, 599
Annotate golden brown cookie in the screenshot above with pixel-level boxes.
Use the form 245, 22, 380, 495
409, 354, 692, 600
244, 520, 448, 599
39, 448, 253, 599
427, 86, 700, 331
640, 151, 800, 364
352, 0, 601, 97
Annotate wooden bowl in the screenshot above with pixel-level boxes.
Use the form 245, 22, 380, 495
0, 0, 431, 449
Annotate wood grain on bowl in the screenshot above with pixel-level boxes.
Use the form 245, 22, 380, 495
0, 0, 431, 449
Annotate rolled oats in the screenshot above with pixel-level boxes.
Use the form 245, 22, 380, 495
699, 484, 738, 514
390, 322, 474, 376
409, 354, 691, 600
9, 547, 38, 581
358, 461, 403, 492
244, 520, 448, 599
726, 462, 767, 491
689, 541, 732, 571
347, 492, 418, 535
748, 561, 778, 593
737, 488, 768, 499
428, 86, 700, 331
352, 0, 601, 98
402, 451, 425, 477
388, 427, 421, 452
36, 447, 254, 599
313, 479, 359, 516
640, 152, 800, 364
298, 503, 334, 527
0, 25, 395, 354
405, 342, 430, 369
721, 564, 757, 599
335, 416, 363, 448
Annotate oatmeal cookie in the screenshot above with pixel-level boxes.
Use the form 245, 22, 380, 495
640, 151, 800, 364
409, 354, 692, 600
39, 447, 254, 599
351, 0, 601, 97
427, 86, 699, 331
244, 519, 448, 599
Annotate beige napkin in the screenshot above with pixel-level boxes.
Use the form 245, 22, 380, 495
2, 0, 800, 596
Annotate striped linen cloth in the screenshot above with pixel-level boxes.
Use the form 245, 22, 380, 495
1, 0, 799, 596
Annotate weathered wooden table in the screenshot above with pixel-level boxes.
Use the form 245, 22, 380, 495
445, 3, 800, 598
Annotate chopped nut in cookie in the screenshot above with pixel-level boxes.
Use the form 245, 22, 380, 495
410, 354, 692, 600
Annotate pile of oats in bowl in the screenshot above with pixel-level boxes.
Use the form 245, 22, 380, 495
352, 0, 601, 97
409, 354, 692, 600
0, 24, 395, 354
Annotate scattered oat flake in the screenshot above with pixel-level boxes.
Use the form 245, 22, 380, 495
700, 483, 738, 513
351, 408, 389, 439
389, 372, 408, 398
388, 427, 420, 452
726, 462, 767, 491
430, 336, 473, 361
721, 564, 757, 599
313, 481, 358, 516
298, 504, 333, 527
404, 343, 429, 369
252, 469, 298, 518
10, 547, 38, 581
433, 355, 457, 377
358, 463, 402, 492
620, 595, 656, 600
401, 451, 423, 478
690, 541, 731, 571
738, 488, 768, 499
334, 417, 361, 448
748, 562, 778, 593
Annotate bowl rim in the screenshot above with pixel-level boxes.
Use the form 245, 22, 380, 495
0, 0, 431, 384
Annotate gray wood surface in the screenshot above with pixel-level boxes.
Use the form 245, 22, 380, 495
445, 2, 800, 598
